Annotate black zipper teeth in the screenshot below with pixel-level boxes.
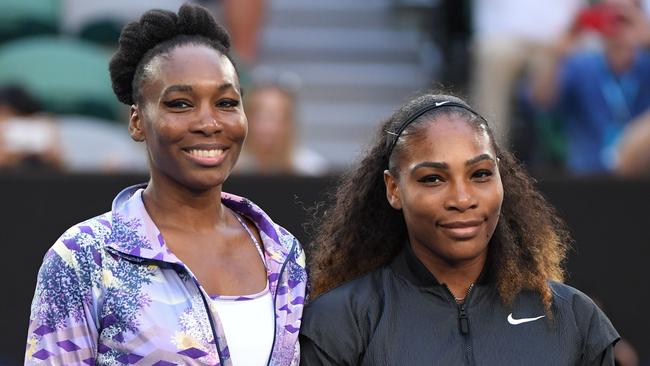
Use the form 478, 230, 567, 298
445, 284, 475, 365
266, 239, 298, 366
460, 285, 475, 366
464, 283, 474, 299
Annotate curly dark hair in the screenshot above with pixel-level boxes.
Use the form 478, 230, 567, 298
309, 93, 570, 313
108, 3, 233, 105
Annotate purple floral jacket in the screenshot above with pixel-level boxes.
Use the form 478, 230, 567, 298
26, 184, 307, 365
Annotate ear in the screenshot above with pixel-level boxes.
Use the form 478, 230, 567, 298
383, 169, 402, 210
129, 104, 145, 142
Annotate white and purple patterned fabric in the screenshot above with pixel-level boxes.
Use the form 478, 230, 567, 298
25, 184, 307, 365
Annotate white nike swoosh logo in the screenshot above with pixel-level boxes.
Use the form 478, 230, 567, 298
507, 313, 545, 325
435, 101, 449, 107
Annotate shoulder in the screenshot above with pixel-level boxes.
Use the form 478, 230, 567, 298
303, 267, 388, 330
221, 191, 303, 258
36, 213, 113, 296
300, 268, 388, 364
47, 212, 113, 266
549, 281, 620, 356
221, 191, 295, 241
548, 281, 606, 322
635, 49, 650, 77
565, 50, 601, 67
638, 48, 650, 63
31, 213, 113, 321
561, 51, 602, 79
548, 281, 600, 312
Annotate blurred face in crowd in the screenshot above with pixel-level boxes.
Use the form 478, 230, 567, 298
384, 115, 503, 267
130, 44, 247, 191
602, 0, 645, 50
245, 86, 294, 156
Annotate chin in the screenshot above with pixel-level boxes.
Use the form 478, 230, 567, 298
442, 242, 488, 262
179, 171, 231, 192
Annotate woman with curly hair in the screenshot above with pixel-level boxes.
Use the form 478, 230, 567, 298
300, 93, 619, 365
25, 4, 306, 365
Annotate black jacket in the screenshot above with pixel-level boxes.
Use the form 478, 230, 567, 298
300, 246, 619, 365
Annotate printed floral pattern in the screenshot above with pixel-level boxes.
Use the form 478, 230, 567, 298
26, 184, 307, 365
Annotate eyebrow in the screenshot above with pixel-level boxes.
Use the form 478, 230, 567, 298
162, 85, 192, 95
466, 153, 495, 166
161, 83, 239, 96
411, 153, 495, 171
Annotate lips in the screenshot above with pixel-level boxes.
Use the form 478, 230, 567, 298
438, 219, 484, 240
182, 143, 229, 166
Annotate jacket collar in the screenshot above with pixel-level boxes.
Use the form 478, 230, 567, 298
106, 183, 291, 265
390, 242, 491, 289
390, 243, 441, 288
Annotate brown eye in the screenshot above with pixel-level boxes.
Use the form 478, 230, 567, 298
472, 170, 493, 181
217, 99, 240, 108
418, 175, 444, 184
163, 100, 192, 109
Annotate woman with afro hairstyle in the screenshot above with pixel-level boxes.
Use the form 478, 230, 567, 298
25, 4, 306, 366
299, 93, 619, 365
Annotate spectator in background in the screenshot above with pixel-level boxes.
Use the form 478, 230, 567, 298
0, 85, 62, 171
238, 77, 329, 176
470, 0, 584, 146
221, 0, 265, 67
614, 339, 640, 366
528, 0, 650, 174
615, 110, 650, 176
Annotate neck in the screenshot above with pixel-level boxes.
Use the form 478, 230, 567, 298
410, 242, 486, 301
143, 173, 225, 233
606, 46, 635, 74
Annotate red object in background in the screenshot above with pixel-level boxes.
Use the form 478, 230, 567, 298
576, 3, 621, 35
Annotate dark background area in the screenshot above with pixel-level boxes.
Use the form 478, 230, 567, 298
2, 174, 648, 364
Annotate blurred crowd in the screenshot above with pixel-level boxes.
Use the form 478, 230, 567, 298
2, 0, 650, 178
470, 0, 650, 177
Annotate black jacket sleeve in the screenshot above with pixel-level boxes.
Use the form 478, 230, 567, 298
584, 344, 616, 366
572, 290, 620, 366
300, 333, 345, 366
299, 281, 373, 366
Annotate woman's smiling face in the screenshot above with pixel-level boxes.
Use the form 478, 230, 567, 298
130, 44, 247, 191
384, 114, 504, 266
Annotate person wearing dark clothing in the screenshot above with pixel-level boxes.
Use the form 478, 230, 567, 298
300, 93, 619, 365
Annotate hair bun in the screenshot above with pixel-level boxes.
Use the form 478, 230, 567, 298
177, 4, 230, 51
109, 4, 231, 105
139, 9, 180, 45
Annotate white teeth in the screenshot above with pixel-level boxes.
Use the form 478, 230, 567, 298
188, 149, 224, 158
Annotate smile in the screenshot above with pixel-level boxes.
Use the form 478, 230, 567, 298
187, 148, 224, 158
438, 220, 484, 240
183, 147, 227, 166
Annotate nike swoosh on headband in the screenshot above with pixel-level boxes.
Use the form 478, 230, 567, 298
507, 313, 545, 325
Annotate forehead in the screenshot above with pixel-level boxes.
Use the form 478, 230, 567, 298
144, 44, 238, 90
401, 116, 494, 165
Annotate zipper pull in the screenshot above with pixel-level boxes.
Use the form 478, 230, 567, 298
458, 304, 469, 335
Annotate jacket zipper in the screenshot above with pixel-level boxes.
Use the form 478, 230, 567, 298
266, 239, 298, 366
445, 284, 475, 366
196, 283, 226, 365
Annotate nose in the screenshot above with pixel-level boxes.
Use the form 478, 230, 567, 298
444, 180, 478, 212
191, 103, 222, 135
